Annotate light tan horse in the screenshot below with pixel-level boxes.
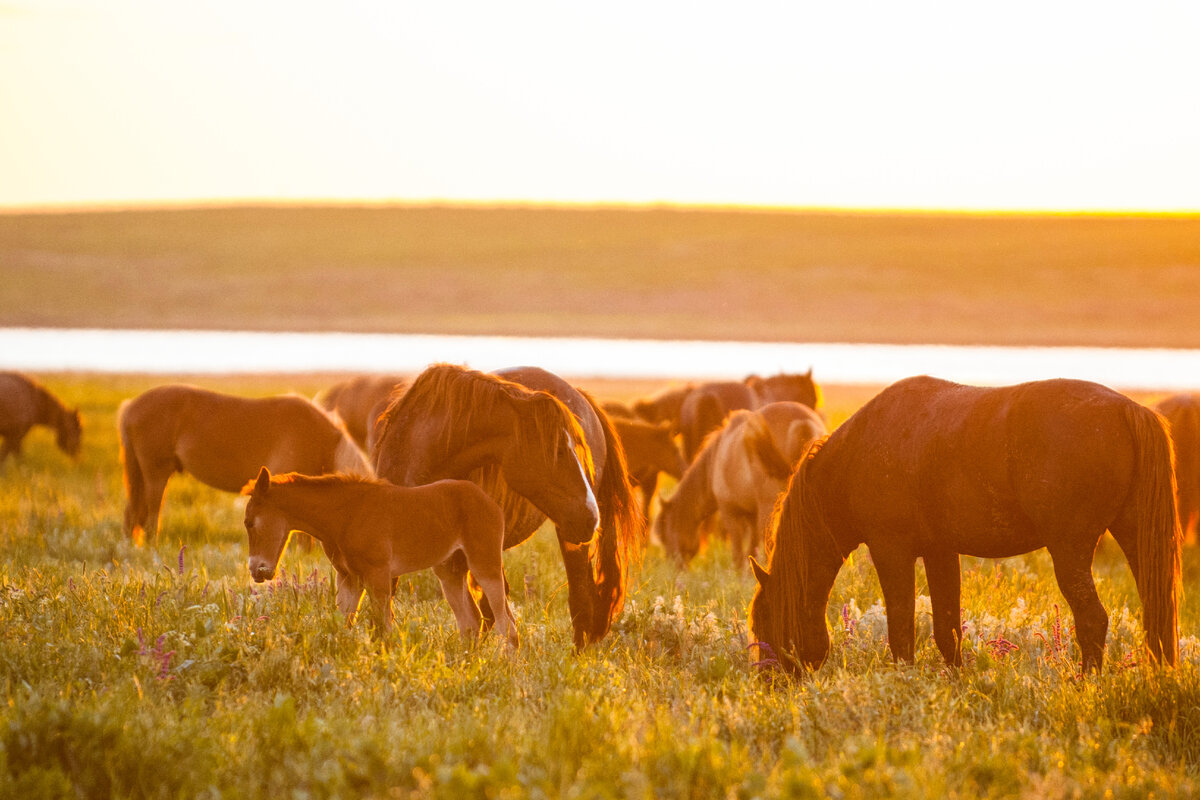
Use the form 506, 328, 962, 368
318, 374, 409, 452
243, 467, 518, 647
0, 372, 82, 463
119, 384, 372, 545
658, 401, 826, 566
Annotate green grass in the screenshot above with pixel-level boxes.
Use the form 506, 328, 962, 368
3, 375, 1200, 798
3, 205, 1200, 347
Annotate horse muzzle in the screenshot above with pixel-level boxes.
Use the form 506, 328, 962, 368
248, 559, 275, 583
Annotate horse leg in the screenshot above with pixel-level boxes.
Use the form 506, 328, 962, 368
363, 569, 395, 638
923, 549, 963, 667
335, 569, 365, 626
432, 559, 484, 641
463, 557, 519, 649
873, 547, 917, 663
557, 534, 597, 650
139, 469, 172, 545
1048, 544, 1108, 673
468, 571, 497, 631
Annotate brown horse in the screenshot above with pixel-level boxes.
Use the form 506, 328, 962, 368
610, 415, 688, 523
119, 385, 372, 545
678, 370, 821, 461
1155, 393, 1200, 543
373, 364, 644, 649
749, 376, 1182, 675
0, 372, 82, 463
242, 467, 518, 646
631, 383, 695, 434
658, 402, 826, 566
318, 374, 409, 452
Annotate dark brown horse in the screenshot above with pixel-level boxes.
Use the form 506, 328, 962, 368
1155, 393, 1200, 543
119, 385, 372, 545
0, 372, 82, 463
749, 376, 1181, 675
631, 383, 695, 435
243, 467, 518, 647
373, 364, 644, 648
678, 370, 821, 461
318, 374, 409, 452
610, 415, 688, 524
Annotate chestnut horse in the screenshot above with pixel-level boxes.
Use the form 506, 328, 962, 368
373, 364, 644, 649
749, 376, 1182, 675
119, 385, 372, 545
610, 415, 687, 524
658, 402, 825, 566
678, 370, 821, 461
0, 372, 82, 463
318, 374, 409, 452
242, 467, 518, 646
1155, 393, 1200, 543
631, 383, 695, 435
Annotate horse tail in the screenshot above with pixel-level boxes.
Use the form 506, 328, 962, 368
582, 391, 647, 643
747, 415, 794, 482
1124, 403, 1182, 667
117, 400, 146, 545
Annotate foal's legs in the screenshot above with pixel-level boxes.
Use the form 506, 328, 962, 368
363, 568, 395, 637
1048, 538, 1108, 673
923, 549, 963, 667
874, 546, 918, 663
432, 558, 485, 640
462, 544, 519, 649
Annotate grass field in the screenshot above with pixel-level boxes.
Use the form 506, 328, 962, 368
3, 205, 1200, 347
3, 373, 1200, 799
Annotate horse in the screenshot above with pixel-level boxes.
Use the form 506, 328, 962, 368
631, 383, 695, 434
118, 384, 372, 545
373, 364, 644, 649
610, 415, 688, 524
0, 372, 82, 463
658, 402, 826, 566
748, 376, 1182, 675
318, 373, 409, 452
242, 467, 518, 647
1155, 393, 1200, 543
678, 370, 821, 461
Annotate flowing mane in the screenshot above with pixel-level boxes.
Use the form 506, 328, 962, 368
377, 363, 595, 479
241, 470, 387, 494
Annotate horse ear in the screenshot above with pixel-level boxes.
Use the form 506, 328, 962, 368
749, 555, 770, 587
805, 367, 813, 378
254, 466, 271, 495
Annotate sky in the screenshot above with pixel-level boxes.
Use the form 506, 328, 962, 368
2, 1, 1198, 212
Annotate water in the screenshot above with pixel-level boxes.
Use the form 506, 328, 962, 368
3, 327, 1200, 391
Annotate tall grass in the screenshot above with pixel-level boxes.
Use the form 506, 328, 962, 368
1, 375, 1198, 798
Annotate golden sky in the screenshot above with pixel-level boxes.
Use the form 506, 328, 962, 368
2, 1, 1198, 211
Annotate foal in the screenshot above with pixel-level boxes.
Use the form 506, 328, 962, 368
242, 467, 519, 647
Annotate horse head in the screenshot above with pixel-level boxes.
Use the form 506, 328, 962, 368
241, 467, 291, 583
655, 494, 701, 564
746, 556, 830, 675
57, 407, 83, 458
747, 369, 821, 409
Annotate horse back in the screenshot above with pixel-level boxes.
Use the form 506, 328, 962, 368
124, 385, 345, 492
819, 376, 1143, 557
0, 372, 43, 432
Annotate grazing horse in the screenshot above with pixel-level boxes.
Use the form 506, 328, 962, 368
1155, 393, 1200, 543
610, 415, 688, 524
659, 402, 826, 566
318, 374, 409, 452
748, 376, 1182, 675
118, 385, 372, 545
242, 467, 518, 647
373, 364, 644, 649
632, 383, 695, 435
0, 372, 82, 463
678, 370, 821, 461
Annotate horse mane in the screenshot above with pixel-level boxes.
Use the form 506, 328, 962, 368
241, 470, 388, 495
376, 364, 595, 479
760, 436, 836, 659
744, 413, 795, 482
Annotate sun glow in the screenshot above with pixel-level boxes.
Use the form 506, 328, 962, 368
2, 1, 1198, 211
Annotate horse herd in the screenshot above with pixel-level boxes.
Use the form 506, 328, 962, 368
2, 365, 1198, 675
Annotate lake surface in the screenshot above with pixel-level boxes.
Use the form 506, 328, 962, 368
4, 327, 1200, 390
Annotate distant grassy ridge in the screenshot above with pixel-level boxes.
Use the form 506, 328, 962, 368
3, 205, 1199, 347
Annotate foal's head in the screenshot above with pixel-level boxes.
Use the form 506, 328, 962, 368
241, 467, 291, 583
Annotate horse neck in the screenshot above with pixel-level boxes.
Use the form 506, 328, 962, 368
673, 445, 719, 522
265, 480, 369, 546
32, 384, 67, 429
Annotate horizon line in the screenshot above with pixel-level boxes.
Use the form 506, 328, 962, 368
1, 197, 1198, 218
